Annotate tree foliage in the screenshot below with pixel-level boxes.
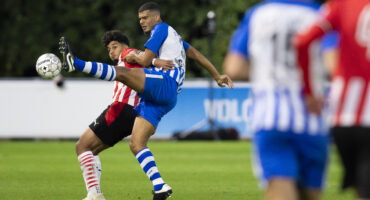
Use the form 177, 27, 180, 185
0, 0, 260, 77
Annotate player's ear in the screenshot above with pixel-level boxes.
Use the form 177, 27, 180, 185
154, 14, 160, 21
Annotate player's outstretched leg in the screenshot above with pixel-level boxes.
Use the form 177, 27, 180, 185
59, 36, 116, 81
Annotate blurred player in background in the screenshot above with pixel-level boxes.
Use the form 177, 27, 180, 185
295, 0, 370, 199
60, 3, 232, 199
223, 0, 334, 199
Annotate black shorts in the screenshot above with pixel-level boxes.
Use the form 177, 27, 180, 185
332, 126, 370, 198
89, 102, 136, 146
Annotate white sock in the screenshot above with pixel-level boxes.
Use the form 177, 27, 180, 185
94, 155, 102, 183
78, 151, 101, 196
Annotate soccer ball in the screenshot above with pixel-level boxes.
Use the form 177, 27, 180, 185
35, 53, 62, 79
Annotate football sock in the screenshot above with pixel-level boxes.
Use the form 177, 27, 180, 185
135, 147, 165, 191
73, 57, 116, 81
94, 155, 102, 183
78, 151, 102, 195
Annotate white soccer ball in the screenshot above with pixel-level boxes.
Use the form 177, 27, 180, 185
35, 53, 62, 79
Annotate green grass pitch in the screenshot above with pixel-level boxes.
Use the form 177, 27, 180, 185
0, 141, 354, 200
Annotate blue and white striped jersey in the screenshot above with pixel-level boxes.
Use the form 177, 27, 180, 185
229, 0, 331, 135
145, 22, 187, 91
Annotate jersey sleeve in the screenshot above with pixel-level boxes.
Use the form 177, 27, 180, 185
228, 10, 253, 58
182, 40, 190, 51
144, 23, 168, 56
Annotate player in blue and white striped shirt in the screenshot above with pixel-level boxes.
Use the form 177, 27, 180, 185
59, 2, 232, 199
223, 0, 336, 199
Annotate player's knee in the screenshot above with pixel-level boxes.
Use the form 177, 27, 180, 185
75, 138, 92, 155
75, 139, 84, 155
129, 140, 144, 155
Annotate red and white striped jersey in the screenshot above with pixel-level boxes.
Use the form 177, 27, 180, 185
111, 48, 142, 107
296, 0, 370, 127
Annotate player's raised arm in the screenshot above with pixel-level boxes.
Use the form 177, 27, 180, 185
186, 45, 233, 88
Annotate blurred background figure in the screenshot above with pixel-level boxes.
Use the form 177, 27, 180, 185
223, 0, 336, 199
295, 0, 370, 199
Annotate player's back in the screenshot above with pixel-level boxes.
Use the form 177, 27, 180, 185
246, 1, 327, 134
248, 1, 323, 91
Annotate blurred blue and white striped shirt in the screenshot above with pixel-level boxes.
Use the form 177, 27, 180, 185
228, 0, 335, 135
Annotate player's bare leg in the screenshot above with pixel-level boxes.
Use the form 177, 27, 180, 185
76, 128, 108, 200
76, 128, 109, 155
114, 67, 146, 94
266, 178, 298, 200
129, 116, 155, 154
130, 116, 173, 200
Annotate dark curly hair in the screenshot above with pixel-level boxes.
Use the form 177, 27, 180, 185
102, 30, 130, 47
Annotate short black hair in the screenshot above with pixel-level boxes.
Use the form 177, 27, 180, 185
138, 2, 160, 13
102, 30, 130, 47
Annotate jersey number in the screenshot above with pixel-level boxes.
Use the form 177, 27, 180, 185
271, 30, 296, 69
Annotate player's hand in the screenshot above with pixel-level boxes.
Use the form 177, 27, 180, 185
216, 74, 233, 89
304, 94, 323, 115
154, 59, 175, 70
123, 52, 136, 64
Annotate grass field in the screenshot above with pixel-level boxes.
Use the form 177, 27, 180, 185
0, 141, 355, 200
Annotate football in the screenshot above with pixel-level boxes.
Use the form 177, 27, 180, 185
35, 53, 62, 79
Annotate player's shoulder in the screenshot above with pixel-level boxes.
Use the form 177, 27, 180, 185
151, 22, 169, 35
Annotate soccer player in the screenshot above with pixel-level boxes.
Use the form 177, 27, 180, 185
295, 0, 370, 199
223, 1, 331, 200
60, 3, 232, 199
74, 30, 142, 200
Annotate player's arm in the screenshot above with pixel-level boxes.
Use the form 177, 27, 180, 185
294, 1, 339, 115
223, 9, 251, 81
125, 23, 168, 68
294, 1, 338, 96
223, 53, 250, 81
186, 45, 233, 88
124, 48, 156, 67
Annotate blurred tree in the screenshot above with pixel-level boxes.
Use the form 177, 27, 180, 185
0, 0, 260, 78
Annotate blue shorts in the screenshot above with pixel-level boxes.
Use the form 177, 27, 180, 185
253, 129, 329, 189
134, 69, 178, 127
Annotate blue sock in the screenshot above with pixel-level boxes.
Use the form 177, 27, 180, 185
73, 57, 116, 81
135, 147, 165, 191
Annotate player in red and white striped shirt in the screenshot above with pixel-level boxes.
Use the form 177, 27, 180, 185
295, 0, 370, 198
75, 30, 140, 200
